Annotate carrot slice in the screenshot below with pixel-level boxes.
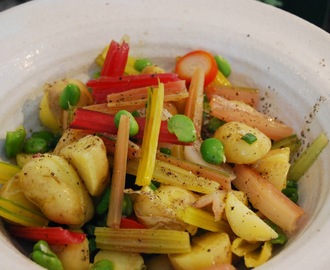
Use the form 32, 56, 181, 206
175, 50, 218, 86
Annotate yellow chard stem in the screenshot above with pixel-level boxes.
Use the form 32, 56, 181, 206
0, 162, 20, 184
0, 196, 48, 227
107, 114, 130, 228
135, 83, 164, 186
95, 227, 191, 254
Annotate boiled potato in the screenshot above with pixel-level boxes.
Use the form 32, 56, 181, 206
134, 185, 198, 230
20, 154, 94, 227
169, 232, 232, 270
93, 250, 145, 270
60, 135, 109, 196
213, 121, 271, 164
39, 79, 93, 132
244, 241, 273, 268
53, 128, 89, 155
252, 147, 290, 190
225, 192, 277, 242
51, 237, 89, 270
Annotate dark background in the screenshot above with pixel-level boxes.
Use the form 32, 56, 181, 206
1, 0, 330, 32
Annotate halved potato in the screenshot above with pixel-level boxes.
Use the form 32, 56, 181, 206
169, 232, 232, 270
225, 192, 277, 242
60, 135, 110, 196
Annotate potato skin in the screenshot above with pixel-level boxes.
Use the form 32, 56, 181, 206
213, 121, 271, 164
20, 154, 94, 227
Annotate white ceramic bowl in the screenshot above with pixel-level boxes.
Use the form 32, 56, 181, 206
1, 0, 330, 269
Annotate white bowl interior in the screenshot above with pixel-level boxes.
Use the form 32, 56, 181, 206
1, 0, 330, 269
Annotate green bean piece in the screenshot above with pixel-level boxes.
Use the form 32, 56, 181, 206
5, 126, 27, 158
114, 110, 139, 137
90, 259, 114, 270
200, 138, 225, 164
23, 137, 49, 154
96, 186, 111, 216
214, 55, 231, 77
59, 83, 81, 110
122, 193, 133, 217
167, 114, 196, 143
282, 187, 299, 203
31, 240, 64, 270
134, 58, 152, 72
160, 147, 172, 156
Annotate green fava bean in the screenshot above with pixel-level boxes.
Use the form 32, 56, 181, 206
59, 83, 81, 110
90, 259, 114, 270
200, 138, 225, 164
5, 126, 27, 158
114, 110, 139, 137
23, 137, 49, 154
167, 114, 196, 143
31, 240, 64, 270
134, 58, 152, 72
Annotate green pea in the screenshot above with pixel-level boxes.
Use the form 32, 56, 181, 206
282, 187, 299, 203
59, 83, 81, 110
286, 179, 298, 189
5, 126, 27, 158
214, 55, 231, 77
160, 147, 172, 156
264, 219, 287, 245
167, 114, 196, 143
90, 259, 114, 270
114, 110, 139, 137
200, 138, 225, 164
131, 110, 140, 117
134, 58, 152, 72
30, 131, 58, 152
122, 193, 133, 217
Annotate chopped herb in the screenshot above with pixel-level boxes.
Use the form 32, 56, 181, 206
241, 133, 257, 144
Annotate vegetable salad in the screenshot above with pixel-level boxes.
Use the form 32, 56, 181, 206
0, 37, 328, 270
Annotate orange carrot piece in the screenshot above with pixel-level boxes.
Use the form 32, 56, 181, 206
233, 164, 304, 232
